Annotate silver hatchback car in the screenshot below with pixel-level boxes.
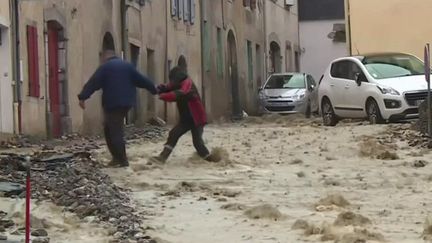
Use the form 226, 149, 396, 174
258, 73, 318, 116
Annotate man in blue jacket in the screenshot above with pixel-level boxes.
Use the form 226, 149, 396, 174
78, 50, 158, 167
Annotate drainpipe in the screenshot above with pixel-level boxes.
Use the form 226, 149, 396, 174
10, 0, 22, 134
199, 0, 206, 107
163, 0, 169, 122
263, 0, 268, 78
346, 0, 352, 56
221, 0, 225, 30
120, 0, 127, 60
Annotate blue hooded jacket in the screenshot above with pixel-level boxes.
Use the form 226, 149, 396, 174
78, 57, 157, 110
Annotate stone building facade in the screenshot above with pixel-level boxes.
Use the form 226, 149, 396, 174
3, 0, 299, 138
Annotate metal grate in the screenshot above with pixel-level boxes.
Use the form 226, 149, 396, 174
405, 91, 428, 106
265, 106, 295, 112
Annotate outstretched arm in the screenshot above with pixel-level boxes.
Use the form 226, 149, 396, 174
159, 78, 193, 102
78, 67, 104, 101
131, 66, 158, 95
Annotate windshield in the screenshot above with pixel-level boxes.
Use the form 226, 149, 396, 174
362, 54, 425, 79
264, 74, 305, 89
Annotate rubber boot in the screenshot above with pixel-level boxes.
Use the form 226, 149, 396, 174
150, 146, 172, 164
203, 153, 220, 163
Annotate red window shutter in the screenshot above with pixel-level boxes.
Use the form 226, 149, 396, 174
26, 25, 40, 97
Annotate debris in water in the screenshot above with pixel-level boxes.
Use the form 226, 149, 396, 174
244, 204, 284, 221
317, 194, 350, 208
221, 203, 247, 211
334, 211, 371, 226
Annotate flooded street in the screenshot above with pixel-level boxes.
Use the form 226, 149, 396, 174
99, 117, 432, 243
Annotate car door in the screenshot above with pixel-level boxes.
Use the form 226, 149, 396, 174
329, 60, 352, 116
344, 61, 370, 117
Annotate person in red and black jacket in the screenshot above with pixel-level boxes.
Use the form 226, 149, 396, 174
151, 66, 218, 163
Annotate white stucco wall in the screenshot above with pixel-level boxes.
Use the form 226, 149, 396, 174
300, 20, 347, 80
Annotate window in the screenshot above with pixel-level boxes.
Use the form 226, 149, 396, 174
306, 75, 316, 90
331, 60, 365, 81
330, 61, 350, 79
247, 40, 253, 82
328, 24, 346, 43
362, 54, 425, 79
265, 74, 306, 89
256, 44, 262, 87
26, 25, 40, 97
294, 51, 300, 72
183, 0, 190, 22
203, 22, 211, 72
243, 0, 257, 9
171, 0, 195, 24
216, 27, 223, 78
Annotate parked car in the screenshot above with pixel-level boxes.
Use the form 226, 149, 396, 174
318, 52, 430, 126
258, 73, 318, 116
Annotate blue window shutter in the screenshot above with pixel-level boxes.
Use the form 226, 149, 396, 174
178, 0, 183, 19
190, 0, 195, 24
171, 0, 177, 16
184, 0, 190, 22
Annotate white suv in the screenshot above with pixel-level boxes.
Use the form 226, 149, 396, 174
318, 53, 429, 126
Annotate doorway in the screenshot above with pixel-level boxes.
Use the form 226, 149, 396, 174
270, 41, 281, 73
146, 49, 156, 117
227, 30, 241, 119
0, 25, 13, 133
47, 21, 67, 137
127, 44, 140, 124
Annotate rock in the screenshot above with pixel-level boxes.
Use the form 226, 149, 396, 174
290, 159, 303, 164
317, 194, 350, 208
0, 219, 14, 228
148, 117, 166, 127
32, 237, 50, 243
291, 219, 309, 230
0, 235, 6, 240
296, 171, 306, 178
221, 203, 247, 211
0, 182, 25, 197
134, 232, 146, 239
413, 160, 428, 168
334, 211, 371, 226
31, 229, 48, 237
244, 204, 284, 220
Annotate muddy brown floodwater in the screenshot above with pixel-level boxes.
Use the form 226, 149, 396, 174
99, 118, 432, 243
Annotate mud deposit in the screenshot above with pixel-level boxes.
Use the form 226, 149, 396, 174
99, 120, 430, 243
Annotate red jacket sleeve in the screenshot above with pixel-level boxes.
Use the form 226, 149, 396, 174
159, 78, 193, 102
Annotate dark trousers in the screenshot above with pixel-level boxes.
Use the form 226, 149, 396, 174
166, 123, 210, 158
104, 107, 130, 163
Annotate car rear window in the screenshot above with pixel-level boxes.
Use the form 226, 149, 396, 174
264, 74, 305, 89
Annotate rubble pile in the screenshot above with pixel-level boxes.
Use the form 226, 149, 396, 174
0, 153, 152, 242
0, 136, 35, 149
124, 125, 167, 141
381, 124, 432, 148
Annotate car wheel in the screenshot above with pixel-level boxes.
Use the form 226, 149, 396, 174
366, 99, 384, 124
321, 98, 338, 126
